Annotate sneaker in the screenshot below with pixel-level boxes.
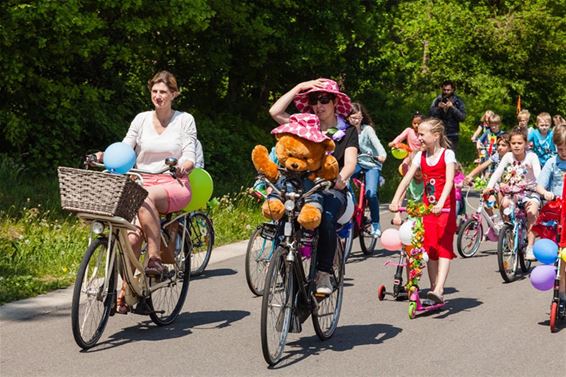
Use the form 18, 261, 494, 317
525, 245, 537, 261
315, 271, 333, 295
371, 223, 382, 238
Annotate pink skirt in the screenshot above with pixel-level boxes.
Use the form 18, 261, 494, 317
141, 174, 191, 213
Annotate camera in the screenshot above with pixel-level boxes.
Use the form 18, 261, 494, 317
441, 97, 450, 104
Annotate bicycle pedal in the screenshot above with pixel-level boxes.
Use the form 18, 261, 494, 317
132, 299, 153, 315
289, 314, 302, 333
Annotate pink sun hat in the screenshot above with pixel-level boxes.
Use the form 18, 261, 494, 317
271, 113, 329, 143
293, 78, 352, 118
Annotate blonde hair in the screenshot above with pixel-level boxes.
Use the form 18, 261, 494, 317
489, 114, 501, 124
517, 109, 530, 121
536, 112, 551, 126
481, 110, 495, 123
419, 117, 451, 149
553, 124, 566, 146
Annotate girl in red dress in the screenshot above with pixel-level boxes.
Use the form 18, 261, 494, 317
390, 118, 456, 304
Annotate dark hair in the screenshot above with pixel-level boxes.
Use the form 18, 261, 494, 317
553, 124, 566, 146
497, 132, 510, 145
509, 127, 528, 142
412, 111, 424, 122
350, 102, 375, 128
441, 80, 455, 89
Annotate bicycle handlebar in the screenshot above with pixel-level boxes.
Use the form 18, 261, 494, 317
397, 206, 450, 214
84, 154, 175, 176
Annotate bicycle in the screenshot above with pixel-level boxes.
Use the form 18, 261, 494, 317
259, 173, 345, 366
343, 153, 382, 258
59, 156, 192, 349
187, 209, 214, 276
495, 187, 533, 282
456, 187, 500, 258
245, 221, 278, 296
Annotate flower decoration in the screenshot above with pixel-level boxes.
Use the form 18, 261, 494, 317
404, 200, 433, 291
325, 116, 349, 142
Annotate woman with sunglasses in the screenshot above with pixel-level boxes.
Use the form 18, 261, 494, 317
269, 78, 358, 294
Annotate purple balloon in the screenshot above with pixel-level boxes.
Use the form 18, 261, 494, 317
529, 265, 556, 291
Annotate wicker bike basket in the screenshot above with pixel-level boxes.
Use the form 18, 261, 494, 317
58, 167, 148, 222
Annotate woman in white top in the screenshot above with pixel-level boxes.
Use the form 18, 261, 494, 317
100, 71, 197, 285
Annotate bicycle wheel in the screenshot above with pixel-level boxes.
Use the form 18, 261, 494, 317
456, 218, 483, 258
245, 226, 274, 296
71, 237, 116, 350
497, 224, 518, 282
149, 223, 191, 325
261, 246, 292, 366
359, 206, 377, 255
313, 238, 345, 340
518, 228, 531, 273
188, 211, 214, 276
342, 222, 354, 262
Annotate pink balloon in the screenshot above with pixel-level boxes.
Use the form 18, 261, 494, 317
381, 228, 402, 251
529, 265, 556, 291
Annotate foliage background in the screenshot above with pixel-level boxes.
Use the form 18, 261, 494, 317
1, 0, 564, 196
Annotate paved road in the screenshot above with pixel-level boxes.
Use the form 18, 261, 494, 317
1, 205, 565, 377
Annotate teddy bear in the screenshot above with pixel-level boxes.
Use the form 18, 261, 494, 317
251, 113, 339, 230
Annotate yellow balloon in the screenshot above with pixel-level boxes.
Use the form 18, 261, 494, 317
560, 248, 566, 263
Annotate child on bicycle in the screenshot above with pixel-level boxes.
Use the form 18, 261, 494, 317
528, 112, 556, 167
471, 110, 495, 162
389, 112, 423, 175
476, 114, 504, 162
483, 128, 542, 260
348, 102, 387, 237
390, 117, 457, 304
534, 125, 566, 303
454, 161, 466, 220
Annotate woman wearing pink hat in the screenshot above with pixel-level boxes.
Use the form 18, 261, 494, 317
269, 78, 359, 295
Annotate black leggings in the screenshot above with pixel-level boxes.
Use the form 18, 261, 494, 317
316, 189, 346, 273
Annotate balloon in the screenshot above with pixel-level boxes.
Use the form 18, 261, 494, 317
399, 220, 415, 245
529, 265, 556, 291
392, 147, 409, 160
533, 238, 559, 265
104, 142, 136, 174
422, 251, 429, 263
381, 228, 402, 251
184, 168, 214, 211
561, 248, 566, 263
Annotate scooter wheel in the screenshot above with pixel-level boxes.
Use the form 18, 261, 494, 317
408, 302, 417, 319
377, 285, 386, 301
550, 302, 558, 333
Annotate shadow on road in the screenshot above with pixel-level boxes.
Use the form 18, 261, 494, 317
191, 268, 238, 280
271, 323, 402, 369
85, 309, 249, 352
431, 297, 483, 319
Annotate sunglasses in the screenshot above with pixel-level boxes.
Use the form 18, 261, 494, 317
307, 93, 335, 106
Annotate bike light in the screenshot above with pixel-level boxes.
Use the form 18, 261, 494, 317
91, 221, 105, 235
284, 200, 295, 211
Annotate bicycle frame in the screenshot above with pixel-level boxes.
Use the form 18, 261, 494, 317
78, 212, 189, 303
350, 176, 366, 230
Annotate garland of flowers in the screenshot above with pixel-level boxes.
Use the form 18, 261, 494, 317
405, 201, 433, 292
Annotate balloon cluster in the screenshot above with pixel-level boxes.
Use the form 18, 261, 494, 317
529, 238, 560, 291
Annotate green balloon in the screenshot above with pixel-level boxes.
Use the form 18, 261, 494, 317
392, 147, 408, 160
184, 168, 214, 211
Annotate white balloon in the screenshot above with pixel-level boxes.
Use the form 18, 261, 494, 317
399, 220, 415, 245
422, 251, 429, 263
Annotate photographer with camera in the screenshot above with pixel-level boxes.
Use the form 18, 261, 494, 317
429, 80, 466, 153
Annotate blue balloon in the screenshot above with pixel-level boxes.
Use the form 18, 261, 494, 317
533, 238, 559, 265
104, 142, 136, 174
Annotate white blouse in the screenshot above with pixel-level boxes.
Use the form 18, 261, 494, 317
122, 111, 197, 173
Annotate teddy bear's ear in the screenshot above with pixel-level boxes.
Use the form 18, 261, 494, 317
323, 139, 336, 153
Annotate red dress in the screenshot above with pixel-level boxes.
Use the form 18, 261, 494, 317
421, 149, 457, 260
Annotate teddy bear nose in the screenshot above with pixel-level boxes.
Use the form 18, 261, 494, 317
291, 162, 299, 169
